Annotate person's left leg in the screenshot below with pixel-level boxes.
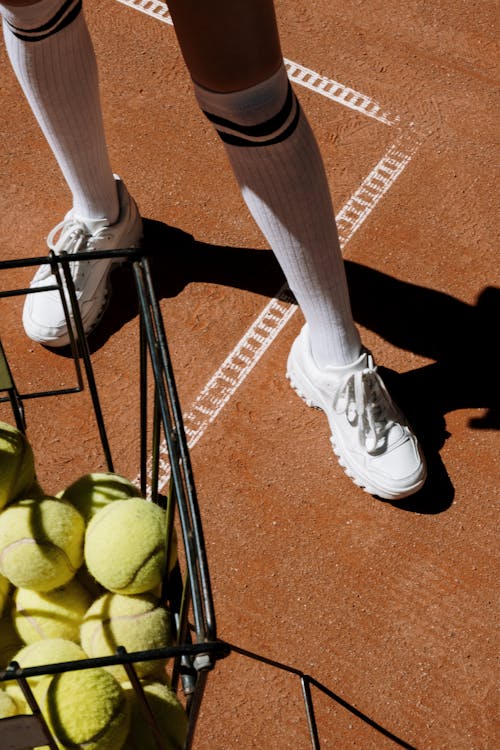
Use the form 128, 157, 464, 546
168, 0, 426, 500
168, 0, 361, 368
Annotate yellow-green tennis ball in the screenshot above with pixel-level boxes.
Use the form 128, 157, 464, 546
122, 681, 188, 750
5, 638, 87, 714
13, 578, 93, 644
0, 421, 36, 510
0, 496, 85, 592
58, 472, 143, 523
0, 573, 10, 616
0, 687, 19, 718
0, 613, 23, 669
84, 498, 169, 595
36, 667, 130, 750
80, 592, 172, 681
12, 637, 87, 672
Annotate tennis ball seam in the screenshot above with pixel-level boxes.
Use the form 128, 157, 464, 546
14, 605, 46, 640
84, 608, 160, 655
0, 539, 77, 575
112, 543, 165, 592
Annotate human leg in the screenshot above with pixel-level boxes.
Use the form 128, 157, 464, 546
1, 0, 118, 221
1, 0, 142, 346
169, 0, 362, 368
169, 0, 426, 498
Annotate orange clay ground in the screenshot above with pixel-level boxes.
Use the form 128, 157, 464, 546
0, 1, 497, 748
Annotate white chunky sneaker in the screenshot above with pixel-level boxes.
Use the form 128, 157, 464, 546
22, 176, 143, 347
287, 325, 426, 500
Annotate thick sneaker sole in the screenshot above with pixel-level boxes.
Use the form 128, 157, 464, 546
286, 345, 427, 502
23, 216, 143, 348
24, 242, 141, 348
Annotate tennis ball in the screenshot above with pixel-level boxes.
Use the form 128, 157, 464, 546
36, 667, 130, 750
0, 573, 9, 616
122, 680, 188, 750
0, 687, 19, 718
80, 592, 172, 681
12, 637, 87, 673
0, 420, 36, 510
84, 497, 174, 595
0, 613, 23, 669
58, 472, 143, 523
0, 496, 85, 592
13, 578, 93, 644
4, 638, 87, 714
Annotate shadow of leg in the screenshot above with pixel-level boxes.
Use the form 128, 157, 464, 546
378, 365, 454, 514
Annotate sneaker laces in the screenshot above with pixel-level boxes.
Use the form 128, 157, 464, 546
35, 218, 110, 292
333, 356, 401, 454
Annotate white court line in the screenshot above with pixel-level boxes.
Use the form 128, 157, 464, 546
116, 0, 172, 24
115, 0, 420, 489
284, 60, 399, 126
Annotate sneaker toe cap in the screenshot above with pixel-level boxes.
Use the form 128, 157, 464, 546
369, 434, 427, 499
22, 295, 70, 346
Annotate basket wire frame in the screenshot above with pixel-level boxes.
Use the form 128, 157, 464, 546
0, 248, 223, 750
0, 248, 418, 750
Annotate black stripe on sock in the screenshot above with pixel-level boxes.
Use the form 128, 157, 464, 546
8, 0, 82, 42
203, 81, 296, 142
216, 101, 301, 148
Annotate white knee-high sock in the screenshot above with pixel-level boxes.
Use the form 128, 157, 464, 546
193, 64, 362, 368
1, 0, 118, 223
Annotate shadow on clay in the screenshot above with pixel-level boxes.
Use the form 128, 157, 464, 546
56, 218, 498, 514
224, 639, 420, 749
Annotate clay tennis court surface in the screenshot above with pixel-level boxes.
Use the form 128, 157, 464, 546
0, 1, 497, 748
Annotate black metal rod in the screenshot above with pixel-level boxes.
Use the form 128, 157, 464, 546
140, 256, 216, 641
119, 647, 170, 750
139, 314, 149, 497
0, 247, 142, 272
0, 386, 81, 402
301, 675, 321, 749
0, 337, 26, 431
150, 388, 161, 502
0, 642, 230, 683
3, 663, 59, 750
58, 252, 114, 471
49, 254, 85, 394
131, 260, 208, 644
222, 641, 419, 750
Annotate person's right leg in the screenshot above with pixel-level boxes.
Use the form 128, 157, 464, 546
1, 0, 142, 346
1, 0, 118, 221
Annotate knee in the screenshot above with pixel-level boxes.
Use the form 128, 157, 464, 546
0, 0, 79, 31
193, 63, 301, 147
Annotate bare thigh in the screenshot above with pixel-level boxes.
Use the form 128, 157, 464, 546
168, 0, 283, 92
